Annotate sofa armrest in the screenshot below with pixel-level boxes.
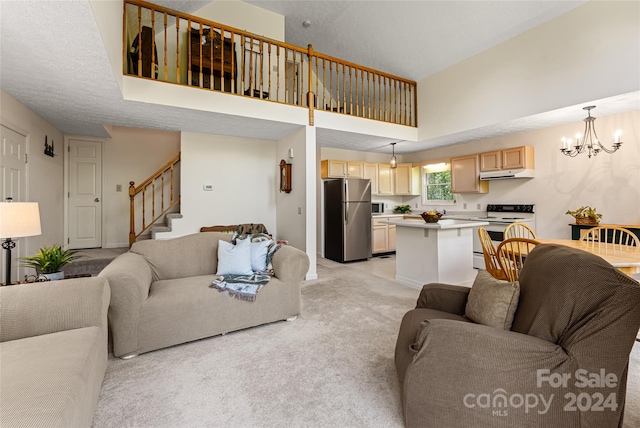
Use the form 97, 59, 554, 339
271, 245, 310, 283
403, 319, 577, 427
0, 277, 110, 343
98, 252, 153, 357
415, 283, 470, 315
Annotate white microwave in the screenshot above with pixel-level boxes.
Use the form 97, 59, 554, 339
371, 202, 384, 214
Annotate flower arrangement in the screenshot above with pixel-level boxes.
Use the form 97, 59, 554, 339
565, 206, 602, 225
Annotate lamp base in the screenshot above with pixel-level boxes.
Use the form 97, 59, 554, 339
2, 238, 16, 285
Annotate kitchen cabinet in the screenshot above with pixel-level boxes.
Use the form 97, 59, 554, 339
479, 146, 534, 172
321, 160, 364, 178
363, 163, 379, 195
451, 154, 488, 194
377, 164, 393, 195
372, 216, 396, 254
393, 164, 420, 195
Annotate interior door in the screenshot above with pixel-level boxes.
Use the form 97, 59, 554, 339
0, 125, 28, 282
68, 139, 102, 249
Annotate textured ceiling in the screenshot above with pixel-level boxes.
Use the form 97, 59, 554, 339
0, 0, 638, 155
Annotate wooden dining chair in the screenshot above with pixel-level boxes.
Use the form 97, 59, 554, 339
504, 222, 537, 240
478, 227, 508, 280
580, 226, 640, 249
496, 237, 541, 282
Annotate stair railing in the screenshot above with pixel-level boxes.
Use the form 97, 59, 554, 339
129, 153, 181, 246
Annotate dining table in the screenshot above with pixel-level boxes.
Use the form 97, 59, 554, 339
537, 239, 640, 276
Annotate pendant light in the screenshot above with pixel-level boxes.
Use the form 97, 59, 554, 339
390, 142, 397, 169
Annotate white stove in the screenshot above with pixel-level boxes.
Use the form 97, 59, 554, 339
471, 204, 536, 269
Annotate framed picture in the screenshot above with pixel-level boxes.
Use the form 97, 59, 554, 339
279, 159, 292, 193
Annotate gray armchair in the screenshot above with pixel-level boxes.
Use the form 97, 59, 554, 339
395, 244, 640, 427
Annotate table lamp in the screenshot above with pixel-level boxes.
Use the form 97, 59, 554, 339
0, 198, 42, 285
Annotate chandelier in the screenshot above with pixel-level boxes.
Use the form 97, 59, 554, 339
560, 106, 622, 158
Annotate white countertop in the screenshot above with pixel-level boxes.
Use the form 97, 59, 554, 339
382, 219, 490, 230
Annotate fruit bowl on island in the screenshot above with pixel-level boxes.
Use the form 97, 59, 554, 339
421, 211, 443, 223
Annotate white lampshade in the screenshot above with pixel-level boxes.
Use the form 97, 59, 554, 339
0, 202, 42, 239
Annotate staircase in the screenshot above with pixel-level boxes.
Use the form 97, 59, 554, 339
129, 153, 181, 245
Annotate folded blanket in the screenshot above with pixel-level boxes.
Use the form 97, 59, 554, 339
210, 273, 272, 302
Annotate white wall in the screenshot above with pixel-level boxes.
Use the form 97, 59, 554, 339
102, 125, 180, 247
404, 110, 640, 239
418, 1, 640, 141
161, 131, 278, 238
89, 0, 124, 92
0, 90, 64, 258
195, 0, 284, 41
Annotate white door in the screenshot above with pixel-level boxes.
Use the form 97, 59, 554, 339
68, 139, 102, 249
0, 125, 28, 283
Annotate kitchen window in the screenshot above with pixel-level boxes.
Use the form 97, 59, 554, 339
422, 162, 455, 204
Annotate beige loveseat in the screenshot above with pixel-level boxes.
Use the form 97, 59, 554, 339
100, 232, 310, 358
0, 277, 111, 427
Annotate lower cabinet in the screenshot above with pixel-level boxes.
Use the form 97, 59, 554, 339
372, 216, 396, 254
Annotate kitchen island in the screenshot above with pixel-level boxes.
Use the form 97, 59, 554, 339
382, 219, 490, 288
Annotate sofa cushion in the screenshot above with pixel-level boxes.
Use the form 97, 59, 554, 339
465, 270, 520, 330
216, 238, 253, 275
130, 232, 232, 280
0, 327, 105, 428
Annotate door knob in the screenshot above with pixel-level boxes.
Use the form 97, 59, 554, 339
94, 198, 100, 202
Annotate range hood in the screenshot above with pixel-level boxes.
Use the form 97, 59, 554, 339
480, 168, 535, 180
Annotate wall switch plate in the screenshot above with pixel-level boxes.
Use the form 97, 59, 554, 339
477, 204, 481, 210
116, 184, 122, 192
463, 203, 467, 209
298, 207, 302, 214
203, 184, 213, 191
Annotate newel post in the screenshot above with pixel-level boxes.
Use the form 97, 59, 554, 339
129, 181, 136, 246
307, 44, 315, 126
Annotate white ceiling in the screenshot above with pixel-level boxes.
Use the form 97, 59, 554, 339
0, 0, 638, 155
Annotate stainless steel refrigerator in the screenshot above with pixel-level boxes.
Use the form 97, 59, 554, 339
324, 178, 372, 262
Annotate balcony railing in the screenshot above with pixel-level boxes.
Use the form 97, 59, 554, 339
124, 0, 417, 127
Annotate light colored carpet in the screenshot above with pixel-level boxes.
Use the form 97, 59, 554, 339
92, 257, 640, 427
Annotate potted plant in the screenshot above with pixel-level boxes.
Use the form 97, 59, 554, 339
21, 244, 82, 281
394, 204, 412, 214
565, 206, 602, 225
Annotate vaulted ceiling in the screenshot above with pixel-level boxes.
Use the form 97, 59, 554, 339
1, 0, 637, 154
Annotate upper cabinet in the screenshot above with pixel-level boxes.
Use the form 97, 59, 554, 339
393, 163, 413, 195
363, 163, 379, 195
451, 154, 489, 194
321, 160, 364, 178
480, 146, 534, 172
377, 164, 393, 195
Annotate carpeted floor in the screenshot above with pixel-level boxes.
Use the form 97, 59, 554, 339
92, 256, 640, 428
65, 247, 128, 277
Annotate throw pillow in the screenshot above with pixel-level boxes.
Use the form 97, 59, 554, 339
216, 238, 253, 276
465, 270, 520, 330
250, 240, 272, 272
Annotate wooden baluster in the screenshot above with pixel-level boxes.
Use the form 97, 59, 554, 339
151, 181, 156, 219
383, 76, 387, 121
163, 13, 168, 81
151, 9, 155, 79
268, 43, 271, 100
354, 67, 358, 116
249, 37, 254, 95
129, 182, 136, 246
373, 73, 377, 120
137, 6, 142, 77
328, 61, 333, 111
209, 26, 214, 90
349, 66, 353, 116
161, 174, 165, 211
404, 82, 408, 125
241, 34, 245, 96
315, 55, 319, 108
170, 164, 174, 204
336, 64, 347, 113
230, 32, 236, 94
259, 41, 264, 98
360, 68, 364, 117
176, 18, 180, 84
141, 188, 146, 230
284, 49, 288, 103
367, 72, 371, 119
276, 45, 280, 102
322, 58, 326, 110
198, 23, 203, 87
392, 78, 397, 123
187, 19, 192, 85
221, 29, 226, 92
